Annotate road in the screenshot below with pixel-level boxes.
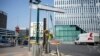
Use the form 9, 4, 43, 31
50, 44, 100, 56
0, 44, 100, 56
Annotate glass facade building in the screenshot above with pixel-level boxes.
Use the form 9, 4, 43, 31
54, 0, 100, 33
55, 25, 85, 43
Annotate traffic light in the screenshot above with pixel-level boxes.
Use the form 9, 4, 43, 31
29, 0, 41, 4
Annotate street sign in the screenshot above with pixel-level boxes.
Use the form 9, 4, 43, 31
15, 26, 20, 33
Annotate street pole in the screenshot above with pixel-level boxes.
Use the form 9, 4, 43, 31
28, 2, 32, 51
43, 18, 46, 50
36, 8, 40, 44
15, 26, 20, 46
16, 34, 18, 46
35, 6, 40, 56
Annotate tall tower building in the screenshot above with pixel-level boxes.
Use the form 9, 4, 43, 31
0, 11, 7, 29
54, 0, 100, 33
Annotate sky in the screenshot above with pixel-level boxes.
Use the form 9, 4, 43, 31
0, 0, 53, 30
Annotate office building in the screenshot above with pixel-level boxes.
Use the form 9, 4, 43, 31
55, 25, 86, 43
30, 22, 43, 39
19, 28, 29, 38
0, 11, 15, 39
0, 11, 7, 28
54, 0, 100, 33
0, 28, 15, 39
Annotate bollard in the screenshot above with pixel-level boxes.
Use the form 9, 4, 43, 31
56, 44, 60, 56
30, 40, 36, 56
30, 40, 43, 56
32, 44, 36, 56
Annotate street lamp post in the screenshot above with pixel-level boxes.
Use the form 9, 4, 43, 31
29, 0, 41, 45
28, 0, 41, 52
28, 2, 32, 51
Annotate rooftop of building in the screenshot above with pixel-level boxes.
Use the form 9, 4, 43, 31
0, 10, 7, 16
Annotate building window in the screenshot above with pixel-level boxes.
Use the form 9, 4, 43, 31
69, 0, 70, 4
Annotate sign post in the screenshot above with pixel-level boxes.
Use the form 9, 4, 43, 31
15, 26, 20, 46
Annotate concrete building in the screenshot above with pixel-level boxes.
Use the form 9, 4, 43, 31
0, 28, 15, 39
19, 28, 29, 38
30, 22, 43, 39
0, 11, 7, 28
0, 11, 15, 39
54, 0, 100, 33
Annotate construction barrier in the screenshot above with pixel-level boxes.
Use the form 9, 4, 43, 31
50, 40, 61, 56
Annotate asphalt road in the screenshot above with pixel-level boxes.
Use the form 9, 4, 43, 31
0, 44, 100, 56
50, 44, 100, 56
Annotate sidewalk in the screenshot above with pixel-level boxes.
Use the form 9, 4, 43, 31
0, 52, 31, 56
0, 46, 65, 56
0, 46, 31, 56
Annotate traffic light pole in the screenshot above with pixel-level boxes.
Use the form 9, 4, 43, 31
36, 8, 40, 44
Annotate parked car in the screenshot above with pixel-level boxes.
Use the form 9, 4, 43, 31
23, 40, 28, 45
0, 39, 15, 47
